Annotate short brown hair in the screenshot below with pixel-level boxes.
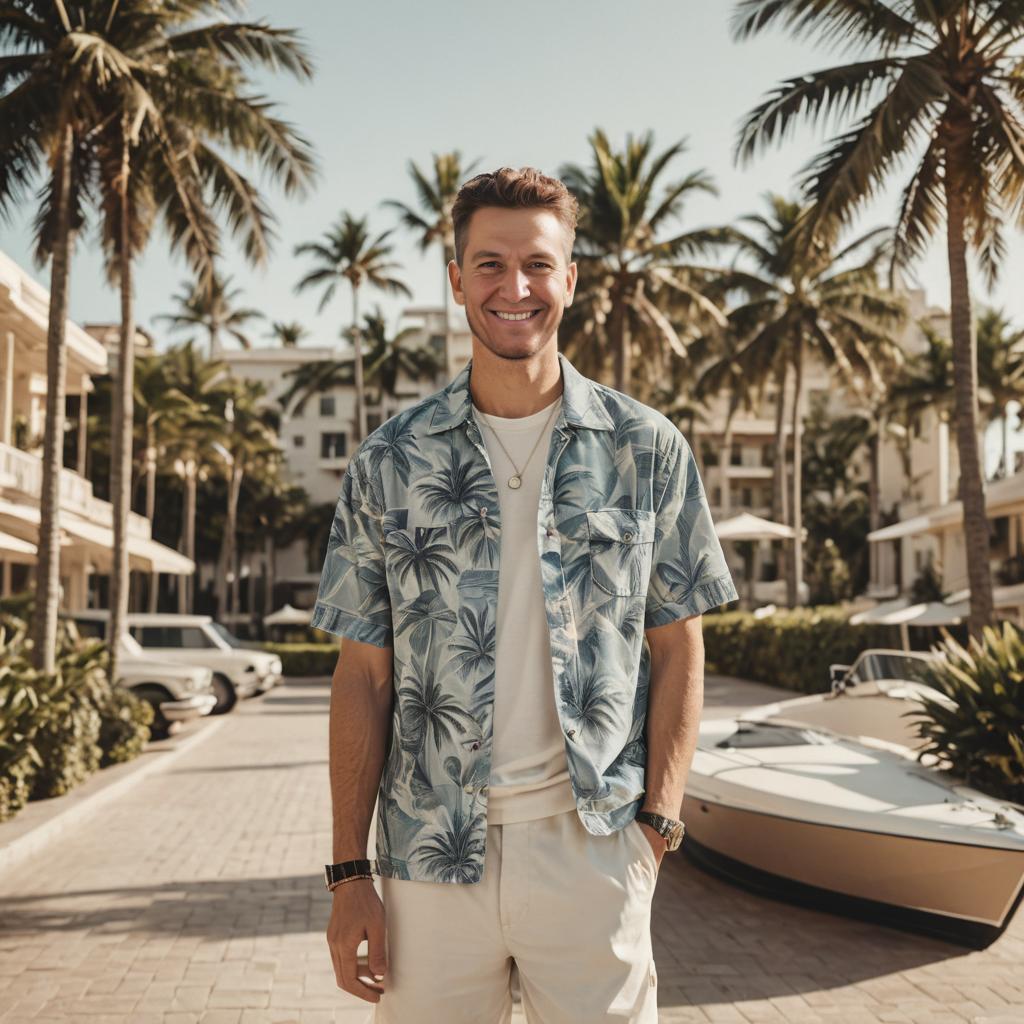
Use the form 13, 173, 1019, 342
452, 166, 579, 265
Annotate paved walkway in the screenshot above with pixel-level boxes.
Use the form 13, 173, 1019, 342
0, 675, 1022, 1024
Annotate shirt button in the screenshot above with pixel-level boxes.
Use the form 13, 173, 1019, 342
470, 741, 480, 751
545, 527, 554, 538
622, 531, 633, 542
479, 507, 488, 517
566, 729, 576, 739
464, 783, 474, 793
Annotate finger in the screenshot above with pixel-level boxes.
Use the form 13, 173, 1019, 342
354, 951, 385, 995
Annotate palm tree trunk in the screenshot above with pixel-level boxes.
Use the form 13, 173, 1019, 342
868, 414, 881, 590
32, 124, 74, 674
109, 132, 135, 690
442, 246, 454, 382
263, 532, 275, 618
178, 458, 197, 614
613, 277, 631, 395
1003, 403, 1012, 478
772, 362, 789, 528
351, 284, 367, 443
145, 428, 158, 612
770, 361, 789, 596
786, 341, 804, 607
945, 169, 993, 637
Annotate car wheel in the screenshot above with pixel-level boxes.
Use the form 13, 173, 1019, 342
210, 673, 238, 715
131, 685, 173, 740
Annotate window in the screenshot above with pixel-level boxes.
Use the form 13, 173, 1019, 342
293, 435, 305, 448
367, 411, 383, 433
136, 625, 215, 649
321, 432, 347, 459
741, 487, 753, 506
319, 395, 336, 417
730, 444, 742, 466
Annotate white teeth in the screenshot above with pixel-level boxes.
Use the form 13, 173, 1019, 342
494, 310, 538, 321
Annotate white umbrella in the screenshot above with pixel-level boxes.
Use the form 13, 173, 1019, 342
715, 512, 796, 541
264, 603, 311, 626
852, 599, 965, 651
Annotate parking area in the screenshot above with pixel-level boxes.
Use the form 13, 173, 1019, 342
0, 675, 1022, 1023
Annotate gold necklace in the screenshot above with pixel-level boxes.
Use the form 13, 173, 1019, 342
476, 398, 562, 489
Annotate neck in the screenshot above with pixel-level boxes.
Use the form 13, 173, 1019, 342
468, 341, 563, 417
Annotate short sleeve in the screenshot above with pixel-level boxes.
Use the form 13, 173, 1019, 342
644, 430, 738, 629
311, 453, 394, 647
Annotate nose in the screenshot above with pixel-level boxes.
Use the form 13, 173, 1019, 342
497, 266, 531, 304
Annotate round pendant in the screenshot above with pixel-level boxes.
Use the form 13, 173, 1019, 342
508, 475, 522, 489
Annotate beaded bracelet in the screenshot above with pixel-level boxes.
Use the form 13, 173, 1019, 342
328, 873, 374, 891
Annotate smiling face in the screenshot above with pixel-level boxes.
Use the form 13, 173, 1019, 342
449, 206, 577, 362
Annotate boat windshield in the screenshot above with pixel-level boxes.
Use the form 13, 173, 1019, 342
847, 652, 933, 686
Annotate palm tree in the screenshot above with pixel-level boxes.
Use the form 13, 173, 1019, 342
3, 3, 314, 674
976, 309, 1024, 479
696, 194, 905, 605
558, 128, 729, 394
159, 273, 266, 359
384, 151, 480, 380
267, 320, 309, 347
294, 213, 412, 444
164, 343, 234, 614
2, 4, 100, 671
134, 353, 193, 611
211, 379, 279, 621
360, 306, 442, 408
732, 0, 1024, 635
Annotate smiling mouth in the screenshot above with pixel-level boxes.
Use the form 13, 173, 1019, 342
490, 309, 542, 322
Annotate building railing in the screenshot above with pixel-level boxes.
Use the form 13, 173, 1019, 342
0, 440, 151, 538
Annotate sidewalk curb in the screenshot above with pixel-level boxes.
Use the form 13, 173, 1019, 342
0, 716, 227, 876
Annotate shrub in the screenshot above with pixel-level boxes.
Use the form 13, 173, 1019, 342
97, 688, 154, 766
261, 642, 337, 677
908, 621, 1024, 804
702, 606, 896, 693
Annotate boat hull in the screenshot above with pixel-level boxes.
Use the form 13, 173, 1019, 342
681, 791, 1024, 948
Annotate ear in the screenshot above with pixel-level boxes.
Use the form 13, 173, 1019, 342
564, 260, 578, 308
448, 259, 465, 307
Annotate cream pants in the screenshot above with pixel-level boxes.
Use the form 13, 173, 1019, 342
373, 807, 660, 1023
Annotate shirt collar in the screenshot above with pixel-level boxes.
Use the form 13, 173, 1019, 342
425, 350, 615, 435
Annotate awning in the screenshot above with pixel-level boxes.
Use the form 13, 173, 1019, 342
61, 517, 194, 575
264, 603, 312, 626
867, 514, 932, 543
0, 528, 36, 561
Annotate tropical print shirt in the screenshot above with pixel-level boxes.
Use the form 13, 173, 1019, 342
313, 350, 739, 884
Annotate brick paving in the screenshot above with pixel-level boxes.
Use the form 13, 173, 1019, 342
0, 674, 1021, 1023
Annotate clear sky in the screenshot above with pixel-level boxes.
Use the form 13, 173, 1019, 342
3, 0, 1023, 352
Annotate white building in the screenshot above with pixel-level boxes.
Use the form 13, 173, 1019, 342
0, 249, 192, 610
219, 306, 469, 609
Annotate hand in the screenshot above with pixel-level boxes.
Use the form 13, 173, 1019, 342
326, 880, 388, 1003
636, 820, 667, 871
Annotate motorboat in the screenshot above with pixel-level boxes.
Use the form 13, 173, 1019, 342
683, 650, 1024, 948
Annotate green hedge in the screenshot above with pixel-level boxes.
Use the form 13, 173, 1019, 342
261, 642, 338, 677
263, 606, 899, 690
703, 607, 898, 693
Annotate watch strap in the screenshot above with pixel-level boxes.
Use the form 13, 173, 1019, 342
325, 859, 376, 888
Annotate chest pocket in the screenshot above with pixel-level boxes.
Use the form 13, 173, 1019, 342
585, 508, 656, 597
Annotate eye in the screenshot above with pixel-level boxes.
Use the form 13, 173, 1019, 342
479, 261, 500, 268
530, 262, 551, 269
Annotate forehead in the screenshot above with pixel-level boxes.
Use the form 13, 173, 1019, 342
465, 207, 571, 259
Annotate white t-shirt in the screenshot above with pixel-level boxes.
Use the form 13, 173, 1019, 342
472, 394, 578, 825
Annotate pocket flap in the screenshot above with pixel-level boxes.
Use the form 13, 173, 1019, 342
585, 508, 655, 545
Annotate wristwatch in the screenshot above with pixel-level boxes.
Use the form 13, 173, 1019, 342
324, 859, 376, 889
635, 811, 685, 852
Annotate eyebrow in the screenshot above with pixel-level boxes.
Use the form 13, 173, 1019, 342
470, 250, 559, 262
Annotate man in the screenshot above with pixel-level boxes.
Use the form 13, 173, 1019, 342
318, 166, 738, 1022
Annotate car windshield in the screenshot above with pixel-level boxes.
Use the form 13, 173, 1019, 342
848, 652, 933, 685
209, 622, 246, 649
120, 632, 145, 657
